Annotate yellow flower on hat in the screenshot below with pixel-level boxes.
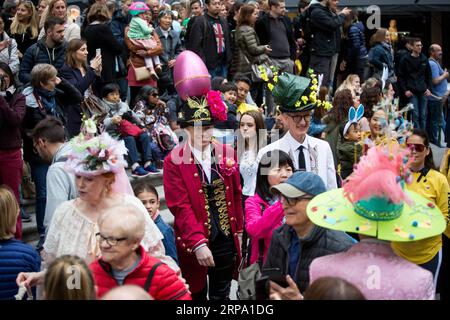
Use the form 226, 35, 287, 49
295, 100, 301, 108
311, 78, 318, 85
309, 93, 317, 104
316, 100, 322, 107
301, 95, 308, 104
268, 83, 274, 91
323, 101, 333, 111
310, 84, 318, 92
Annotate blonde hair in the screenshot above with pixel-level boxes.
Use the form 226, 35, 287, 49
336, 74, 359, 97
98, 205, 146, 243
0, 186, 19, 240
44, 255, 96, 300
37, 0, 50, 29
10, 1, 39, 39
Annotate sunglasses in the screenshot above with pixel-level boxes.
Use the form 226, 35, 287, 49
281, 195, 313, 206
407, 143, 426, 152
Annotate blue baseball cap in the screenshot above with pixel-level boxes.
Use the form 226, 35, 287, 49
271, 171, 327, 198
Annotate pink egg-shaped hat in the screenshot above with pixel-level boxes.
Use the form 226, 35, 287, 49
173, 50, 211, 101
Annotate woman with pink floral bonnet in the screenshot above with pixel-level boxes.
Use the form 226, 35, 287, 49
16, 123, 179, 294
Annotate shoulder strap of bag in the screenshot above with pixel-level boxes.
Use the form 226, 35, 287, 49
256, 203, 266, 267
143, 261, 164, 292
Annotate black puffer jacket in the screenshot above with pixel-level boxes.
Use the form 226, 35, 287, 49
263, 224, 353, 292
309, 3, 344, 57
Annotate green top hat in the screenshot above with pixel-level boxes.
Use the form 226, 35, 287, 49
272, 72, 319, 113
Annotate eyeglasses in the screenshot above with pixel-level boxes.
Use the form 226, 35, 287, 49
407, 143, 426, 153
287, 113, 311, 123
95, 232, 128, 246
151, 92, 159, 97
281, 195, 313, 206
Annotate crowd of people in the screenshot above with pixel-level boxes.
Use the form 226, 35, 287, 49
0, 0, 450, 301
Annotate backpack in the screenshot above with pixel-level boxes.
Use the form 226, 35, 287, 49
152, 118, 177, 151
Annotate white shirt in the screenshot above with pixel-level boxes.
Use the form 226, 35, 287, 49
189, 142, 212, 183
286, 133, 311, 171
240, 150, 258, 196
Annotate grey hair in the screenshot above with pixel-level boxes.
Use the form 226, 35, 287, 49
98, 205, 146, 243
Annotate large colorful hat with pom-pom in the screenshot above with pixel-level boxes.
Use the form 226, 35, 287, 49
129, 2, 150, 15
306, 145, 446, 242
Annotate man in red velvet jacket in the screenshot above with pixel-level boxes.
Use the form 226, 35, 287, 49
163, 94, 244, 300
90, 205, 191, 300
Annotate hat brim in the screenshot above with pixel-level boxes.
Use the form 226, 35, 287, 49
306, 189, 446, 242
271, 183, 307, 198
279, 103, 316, 113
179, 119, 214, 128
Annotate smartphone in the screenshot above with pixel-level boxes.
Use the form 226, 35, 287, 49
96, 48, 101, 56
263, 268, 289, 288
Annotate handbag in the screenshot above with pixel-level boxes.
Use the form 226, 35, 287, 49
130, 60, 151, 81
237, 237, 265, 300
80, 92, 107, 124
117, 119, 144, 137
243, 53, 272, 83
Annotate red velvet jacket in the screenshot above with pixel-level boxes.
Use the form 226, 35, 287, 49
90, 246, 191, 300
163, 141, 244, 293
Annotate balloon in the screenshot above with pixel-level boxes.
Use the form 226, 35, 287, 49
173, 50, 211, 101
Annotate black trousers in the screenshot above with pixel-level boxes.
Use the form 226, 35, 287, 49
191, 233, 236, 300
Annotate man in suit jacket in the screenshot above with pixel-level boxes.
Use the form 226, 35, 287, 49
257, 73, 337, 190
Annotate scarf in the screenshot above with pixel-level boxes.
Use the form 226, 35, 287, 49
34, 87, 57, 114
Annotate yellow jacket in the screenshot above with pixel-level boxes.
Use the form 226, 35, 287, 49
392, 168, 450, 264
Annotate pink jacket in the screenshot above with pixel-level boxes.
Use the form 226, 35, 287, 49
309, 239, 435, 300
245, 193, 284, 265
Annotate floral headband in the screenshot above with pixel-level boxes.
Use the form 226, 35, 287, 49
65, 132, 128, 177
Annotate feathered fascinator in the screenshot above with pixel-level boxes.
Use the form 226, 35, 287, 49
65, 132, 128, 177
344, 145, 413, 206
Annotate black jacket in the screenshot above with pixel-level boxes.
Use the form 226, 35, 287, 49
186, 14, 232, 70
309, 3, 344, 57
59, 63, 98, 138
398, 53, 432, 95
254, 12, 296, 60
263, 224, 353, 292
19, 40, 67, 84
83, 23, 123, 83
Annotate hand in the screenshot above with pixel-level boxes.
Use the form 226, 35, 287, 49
18, 50, 23, 59
136, 49, 148, 58
340, 7, 352, 16
265, 45, 272, 54
424, 89, 431, 97
195, 246, 215, 267
405, 90, 413, 98
156, 100, 166, 108
0, 39, 11, 51
269, 275, 304, 300
168, 59, 176, 68
112, 115, 122, 124
55, 76, 62, 85
16, 271, 45, 290
297, 38, 305, 46
90, 54, 102, 72
443, 69, 449, 79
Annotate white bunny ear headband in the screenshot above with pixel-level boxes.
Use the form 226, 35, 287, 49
343, 104, 364, 136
